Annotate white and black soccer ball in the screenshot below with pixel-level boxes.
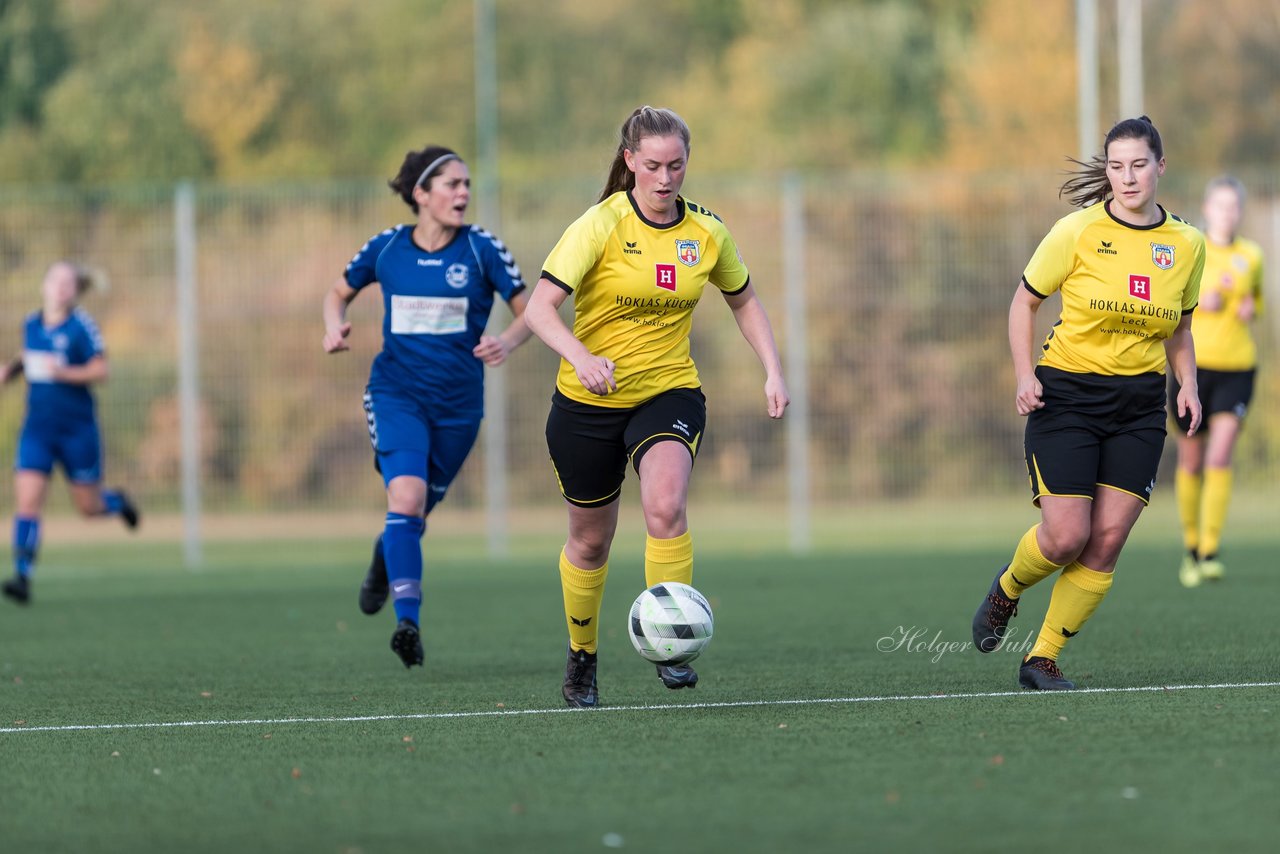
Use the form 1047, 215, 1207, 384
627, 582, 713, 665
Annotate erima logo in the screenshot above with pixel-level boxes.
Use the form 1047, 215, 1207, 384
624, 241, 642, 256
1061, 627, 1080, 638
672, 418, 690, 437
570, 616, 592, 627
1097, 240, 1118, 256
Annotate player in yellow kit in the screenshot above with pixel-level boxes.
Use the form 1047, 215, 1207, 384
971, 117, 1205, 690
1170, 177, 1264, 587
524, 106, 789, 707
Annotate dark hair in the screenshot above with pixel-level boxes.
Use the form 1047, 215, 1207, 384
1059, 116, 1164, 208
48, 261, 104, 299
388, 145, 460, 213
598, 106, 691, 203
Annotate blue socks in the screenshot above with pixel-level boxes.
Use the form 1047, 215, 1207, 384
383, 512, 426, 625
101, 490, 125, 516
12, 516, 40, 579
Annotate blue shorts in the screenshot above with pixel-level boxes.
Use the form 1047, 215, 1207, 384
362, 384, 482, 513
15, 420, 103, 483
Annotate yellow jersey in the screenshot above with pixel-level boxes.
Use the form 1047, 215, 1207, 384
1023, 201, 1204, 376
1191, 236, 1264, 371
541, 191, 750, 407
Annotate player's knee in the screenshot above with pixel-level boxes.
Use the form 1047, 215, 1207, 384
1040, 524, 1089, 565
568, 528, 614, 565
643, 494, 687, 539
386, 482, 427, 517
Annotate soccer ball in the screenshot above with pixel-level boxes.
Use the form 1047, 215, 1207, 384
627, 582, 714, 666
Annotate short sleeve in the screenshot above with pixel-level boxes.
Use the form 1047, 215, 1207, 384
344, 228, 398, 290
1022, 216, 1079, 299
1182, 234, 1205, 313
711, 225, 750, 295
468, 227, 526, 301
541, 208, 613, 293
72, 309, 105, 361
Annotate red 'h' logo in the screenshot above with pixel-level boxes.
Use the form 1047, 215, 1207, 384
1129, 274, 1151, 302
656, 264, 676, 292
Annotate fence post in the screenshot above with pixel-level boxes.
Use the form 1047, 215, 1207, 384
782, 173, 812, 553
174, 182, 203, 568
475, 0, 509, 558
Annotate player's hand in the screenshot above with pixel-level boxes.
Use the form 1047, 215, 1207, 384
1237, 294, 1256, 322
1015, 374, 1044, 416
1200, 289, 1223, 312
572, 354, 617, 396
1177, 383, 1202, 437
0, 361, 13, 384
473, 335, 510, 367
764, 373, 789, 419
323, 322, 352, 353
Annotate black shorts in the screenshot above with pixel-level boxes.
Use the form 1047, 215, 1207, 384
545, 387, 707, 508
1169, 368, 1255, 433
1024, 367, 1166, 506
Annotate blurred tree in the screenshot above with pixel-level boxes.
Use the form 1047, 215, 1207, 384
0, 0, 70, 127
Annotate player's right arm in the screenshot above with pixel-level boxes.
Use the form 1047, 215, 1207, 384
1009, 281, 1045, 415
322, 277, 359, 354
524, 279, 616, 395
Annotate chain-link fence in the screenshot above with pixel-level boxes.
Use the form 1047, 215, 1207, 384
2, 171, 1277, 534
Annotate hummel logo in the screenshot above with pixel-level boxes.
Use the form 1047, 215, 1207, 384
624, 240, 642, 256
1061, 627, 1080, 638
570, 616, 592, 627
1097, 240, 1118, 256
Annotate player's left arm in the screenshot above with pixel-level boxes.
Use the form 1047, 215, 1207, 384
1165, 313, 1200, 437
52, 354, 108, 385
474, 290, 532, 367
723, 283, 789, 419
0, 354, 23, 384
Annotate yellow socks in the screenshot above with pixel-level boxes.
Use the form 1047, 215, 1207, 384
999, 525, 1064, 598
559, 550, 608, 654
1200, 467, 1233, 558
1175, 468, 1203, 555
644, 531, 693, 588
1029, 561, 1114, 660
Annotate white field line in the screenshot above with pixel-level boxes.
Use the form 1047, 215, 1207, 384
2, 681, 1277, 736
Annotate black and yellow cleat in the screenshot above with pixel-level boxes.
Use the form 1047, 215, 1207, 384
562, 645, 598, 708
390, 617, 424, 668
656, 663, 698, 690
1018, 656, 1075, 690
358, 534, 389, 615
2, 575, 31, 605
972, 564, 1019, 653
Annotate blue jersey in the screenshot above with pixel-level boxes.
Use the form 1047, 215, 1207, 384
345, 224, 525, 417
20, 308, 104, 428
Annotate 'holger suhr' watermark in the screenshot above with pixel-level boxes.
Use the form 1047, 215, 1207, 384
876, 626, 1035, 663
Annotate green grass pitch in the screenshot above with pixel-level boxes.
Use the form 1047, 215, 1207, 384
1, 527, 1276, 853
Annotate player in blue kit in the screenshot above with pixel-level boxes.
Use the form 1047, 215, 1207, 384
322, 145, 531, 668
2, 262, 139, 605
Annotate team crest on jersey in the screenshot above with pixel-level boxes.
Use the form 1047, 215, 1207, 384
52, 333, 69, 351
1150, 243, 1175, 270
675, 239, 701, 267
446, 263, 469, 289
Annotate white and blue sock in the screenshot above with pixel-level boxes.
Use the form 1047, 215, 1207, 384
383, 512, 425, 625
12, 516, 39, 579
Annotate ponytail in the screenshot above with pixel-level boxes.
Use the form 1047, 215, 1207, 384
598, 106, 691, 203
1059, 115, 1164, 208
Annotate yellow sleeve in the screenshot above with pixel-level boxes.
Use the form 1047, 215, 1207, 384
1183, 234, 1205, 313
711, 224, 750, 295
1021, 216, 1079, 298
540, 206, 614, 292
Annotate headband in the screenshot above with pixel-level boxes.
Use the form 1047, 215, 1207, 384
414, 153, 460, 189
